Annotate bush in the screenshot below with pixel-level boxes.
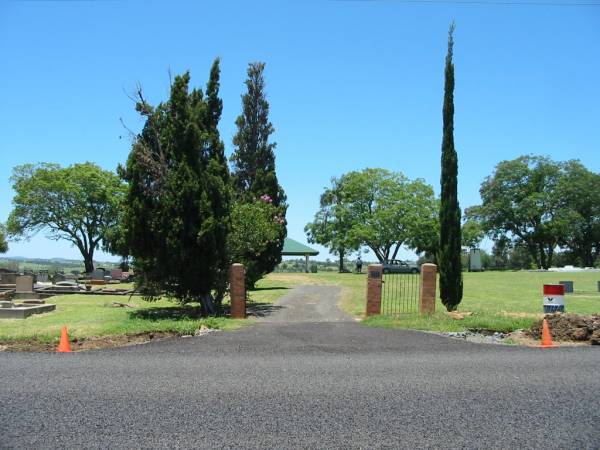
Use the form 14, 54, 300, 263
229, 199, 286, 287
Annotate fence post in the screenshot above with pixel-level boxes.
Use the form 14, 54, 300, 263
419, 263, 437, 315
229, 263, 246, 319
366, 264, 383, 316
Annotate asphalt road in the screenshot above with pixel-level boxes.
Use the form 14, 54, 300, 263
1, 285, 599, 449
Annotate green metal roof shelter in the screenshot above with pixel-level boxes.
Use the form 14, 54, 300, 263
282, 238, 319, 272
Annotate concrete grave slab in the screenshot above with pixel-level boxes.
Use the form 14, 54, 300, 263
0, 303, 56, 319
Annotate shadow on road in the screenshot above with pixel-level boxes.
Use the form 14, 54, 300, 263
250, 286, 290, 291
246, 301, 285, 318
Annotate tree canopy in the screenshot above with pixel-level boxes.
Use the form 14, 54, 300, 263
472, 156, 563, 269
306, 168, 438, 264
117, 61, 231, 313
553, 160, 600, 267
7, 162, 125, 272
471, 156, 600, 269
305, 178, 357, 272
461, 215, 485, 250
0, 224, 8, 254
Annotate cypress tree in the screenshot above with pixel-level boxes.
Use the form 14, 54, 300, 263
439, 23, 463, 311
119, 62, 230, 314
231, 62, 286, 207
204, 58, 232, 302
230, 62, 287, 286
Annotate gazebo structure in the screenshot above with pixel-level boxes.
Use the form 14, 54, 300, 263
282, 238, 319, 273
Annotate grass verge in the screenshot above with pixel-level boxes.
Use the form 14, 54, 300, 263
0, 275, 293, 347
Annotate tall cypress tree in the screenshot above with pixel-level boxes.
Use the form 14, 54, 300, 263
439, 23, 463, 311
230, 62, 287, 285
231, 62, 286, 207
203, 58, 232, 302
119, 62, 230, 315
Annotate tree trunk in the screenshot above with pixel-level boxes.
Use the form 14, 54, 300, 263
83, 252, 94, 273
547, 245, 554, 268
582, 244, 594, 267
526, 242, 539, 269
538, 244, 548, 270
338, 248, 345, 273
199, 293, 217, 316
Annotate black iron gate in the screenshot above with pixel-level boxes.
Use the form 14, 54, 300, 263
381, 272, 420, 314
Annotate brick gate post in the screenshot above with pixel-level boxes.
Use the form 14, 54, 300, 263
419, 263, 437, 315
229, 263, 246, 319
366, 264, 383, 316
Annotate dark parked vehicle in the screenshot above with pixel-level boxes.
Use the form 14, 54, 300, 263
382, 260, 420, 274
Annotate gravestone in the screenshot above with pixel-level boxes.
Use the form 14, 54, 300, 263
54, 273, 67, 283
91, 269, 105, 280
559, 280, 574, 294
16, 275, 34, 294
468, 249, 482, 272
110, 269, 123, 280
37, 271, 49, 282
1, 273, 17, 284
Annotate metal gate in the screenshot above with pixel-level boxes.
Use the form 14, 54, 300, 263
381, 272, 420, 314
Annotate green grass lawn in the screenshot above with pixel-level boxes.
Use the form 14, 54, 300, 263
0, 276, 293, 345
265, 270, 600, 333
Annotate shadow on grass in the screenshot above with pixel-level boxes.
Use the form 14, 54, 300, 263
128, 305, 204, 321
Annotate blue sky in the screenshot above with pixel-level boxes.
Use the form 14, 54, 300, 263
1, 0, 599, 262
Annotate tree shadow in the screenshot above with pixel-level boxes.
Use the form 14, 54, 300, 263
128, 305, 204, 321
246, 301, 285, 318
249, 286, 290, 292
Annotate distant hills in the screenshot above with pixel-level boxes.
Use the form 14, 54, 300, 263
0, 256, 119, 271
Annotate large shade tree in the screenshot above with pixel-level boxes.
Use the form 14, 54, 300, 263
7, 162, 125, 272
554, 160, 600, 267
472, 155, 564, 269
307, 168, 438, 264
117, 61, 231, 314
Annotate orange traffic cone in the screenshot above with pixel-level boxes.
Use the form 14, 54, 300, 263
57, 326, 72, 353
540, 319, 557, 348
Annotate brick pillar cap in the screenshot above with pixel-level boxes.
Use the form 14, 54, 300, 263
231, 263, 244, 267
421, 263, 437, 269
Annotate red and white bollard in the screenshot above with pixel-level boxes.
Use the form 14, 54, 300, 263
543, 284, 565, 313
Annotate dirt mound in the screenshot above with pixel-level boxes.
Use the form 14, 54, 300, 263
527, 313, 600, 344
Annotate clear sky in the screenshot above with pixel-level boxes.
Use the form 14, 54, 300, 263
1, 0, 599, 262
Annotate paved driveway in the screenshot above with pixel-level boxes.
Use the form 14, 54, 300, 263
1, 285, 599, 449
